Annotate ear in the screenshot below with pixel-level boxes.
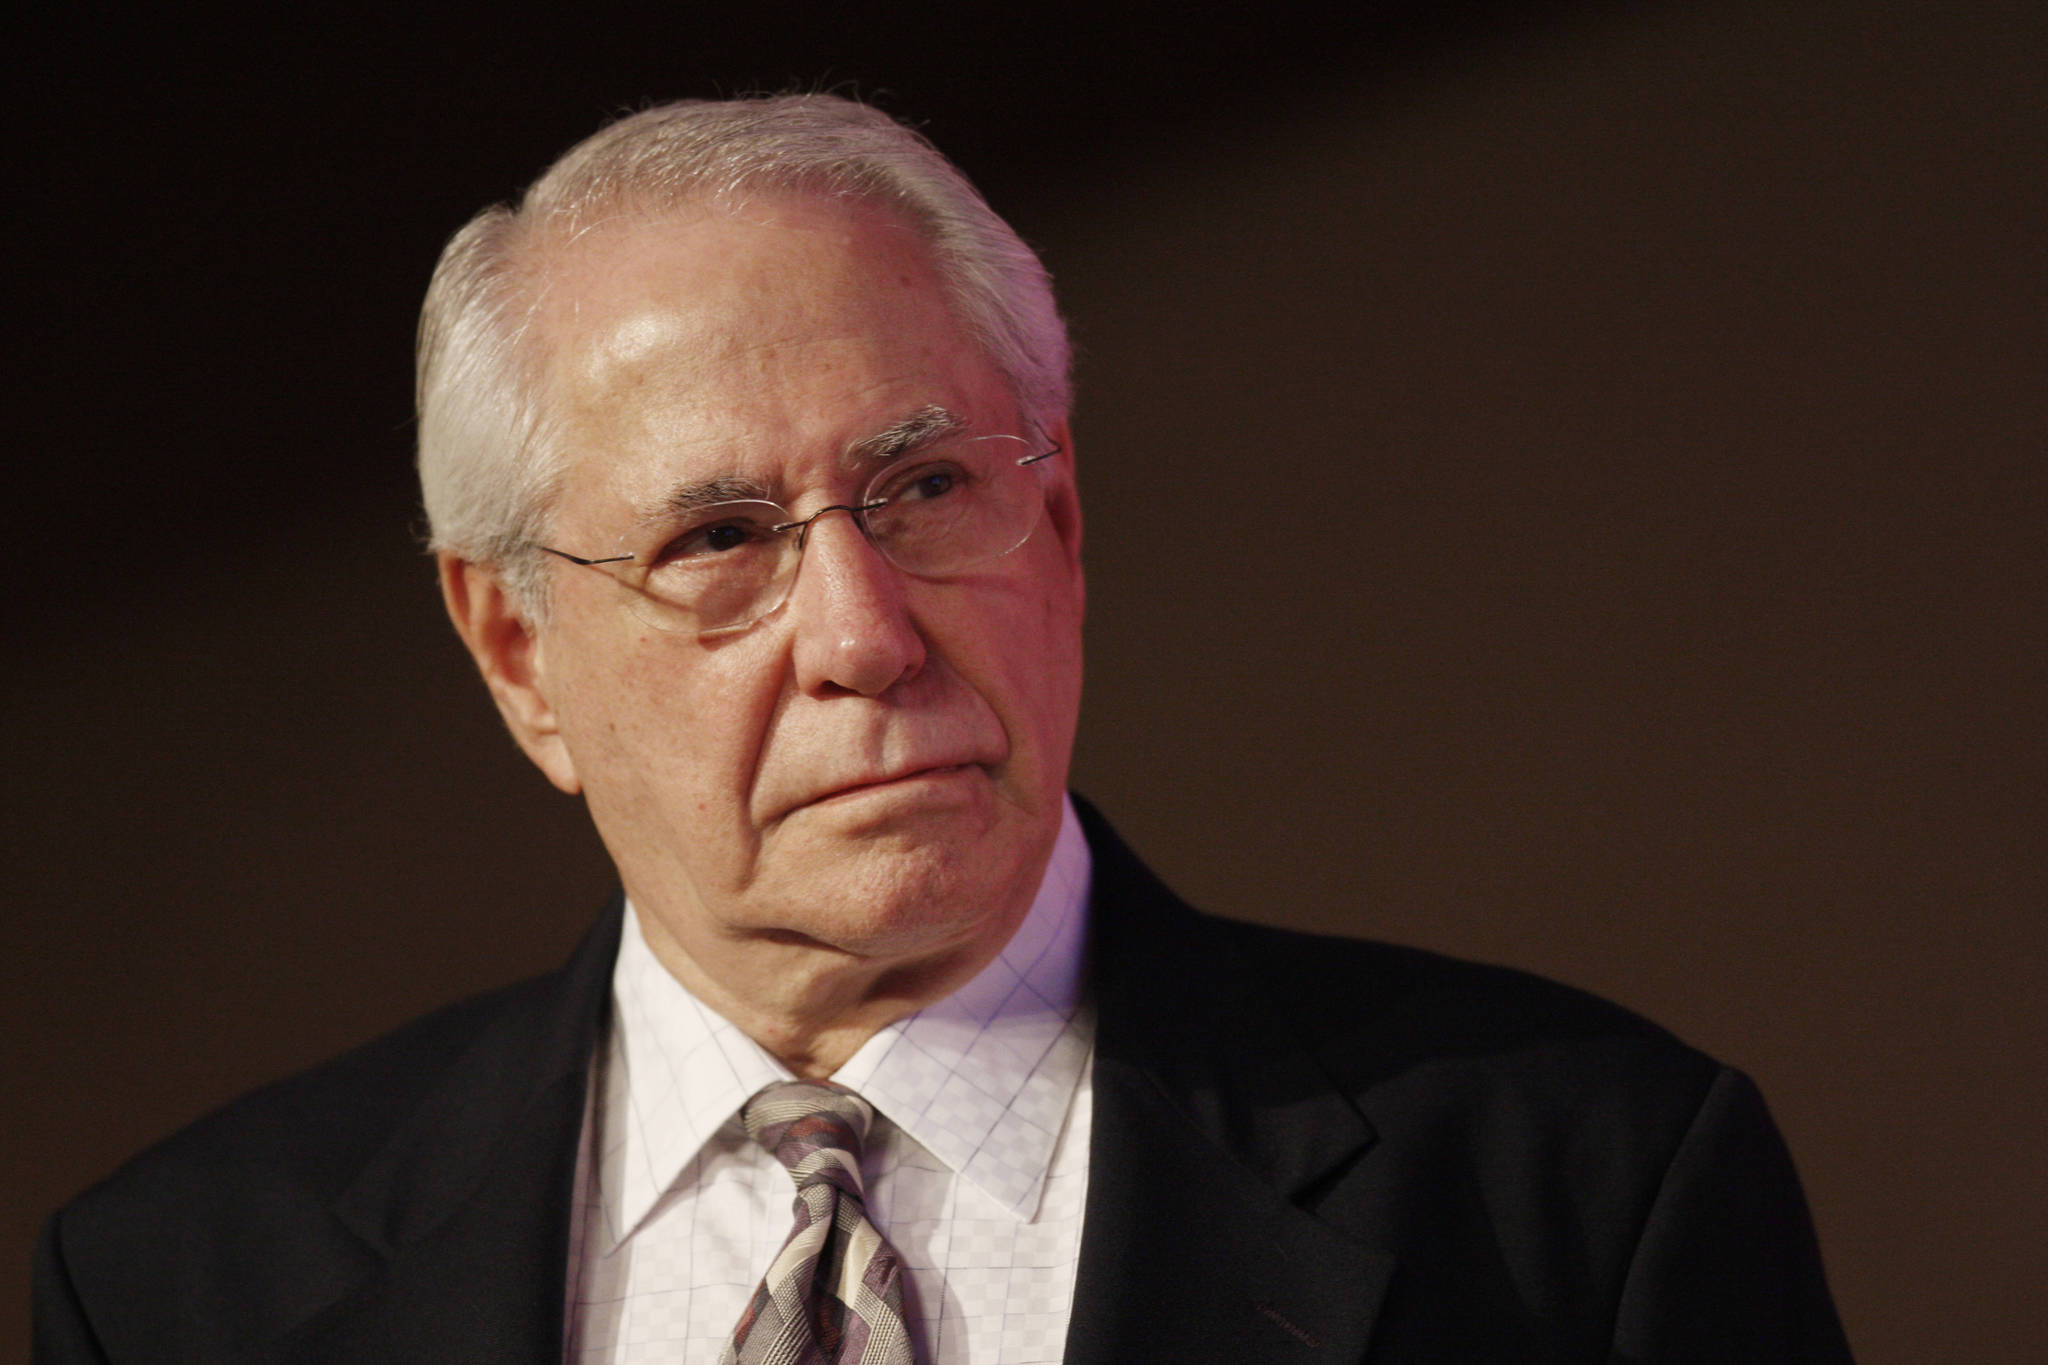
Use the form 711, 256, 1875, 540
1041, 417, 1086, 608
437, 552, 582, 794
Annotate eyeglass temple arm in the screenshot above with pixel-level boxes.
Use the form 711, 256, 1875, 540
1018, 437, 1065, 468
539, 545, 637, 567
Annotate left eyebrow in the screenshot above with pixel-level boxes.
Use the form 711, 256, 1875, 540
628, 406, 970, 525
844, 405, 968, 468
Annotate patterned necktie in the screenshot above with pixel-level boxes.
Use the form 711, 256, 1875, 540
722, 1080, 916, 1365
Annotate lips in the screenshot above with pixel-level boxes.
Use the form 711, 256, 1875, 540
807, 761, 980, 806
757, 695, 1011, 825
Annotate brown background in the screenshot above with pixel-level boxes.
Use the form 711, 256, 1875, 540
8, 2, 2043, 1360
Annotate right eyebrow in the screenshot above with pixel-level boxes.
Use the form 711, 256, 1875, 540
637, 474, 776, 525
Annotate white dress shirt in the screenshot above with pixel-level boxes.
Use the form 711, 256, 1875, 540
564, 799, 1095, 1364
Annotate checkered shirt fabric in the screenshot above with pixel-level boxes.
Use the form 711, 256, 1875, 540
563, 797, 1095, 1364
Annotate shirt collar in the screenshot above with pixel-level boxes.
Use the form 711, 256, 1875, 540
599, 797, 1093, 1249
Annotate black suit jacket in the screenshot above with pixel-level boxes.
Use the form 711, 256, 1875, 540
36, 804, 1852, 1362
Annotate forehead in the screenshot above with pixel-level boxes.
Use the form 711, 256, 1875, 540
530, 195, 1010, 510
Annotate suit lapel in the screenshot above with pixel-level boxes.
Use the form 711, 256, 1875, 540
264, 901, 622, 1363
245, 815, 1395, 1362
1065, 804, 1396, 1364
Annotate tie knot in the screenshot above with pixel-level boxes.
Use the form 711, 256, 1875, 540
740, 1081, 877, 1197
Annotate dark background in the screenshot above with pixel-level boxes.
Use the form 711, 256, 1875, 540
9, 3, 2042, 1359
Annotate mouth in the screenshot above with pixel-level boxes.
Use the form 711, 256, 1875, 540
803, 763, 983, 811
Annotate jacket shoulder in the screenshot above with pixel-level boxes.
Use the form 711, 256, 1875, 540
1208, 910, 1726, 1133
73, 973, 556, 1219
38, 951, 594, 1364
1221, 912, 1693, 1054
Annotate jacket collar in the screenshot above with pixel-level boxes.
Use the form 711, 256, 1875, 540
280, 899, 622, 1362
1065, 799, 1395, 1364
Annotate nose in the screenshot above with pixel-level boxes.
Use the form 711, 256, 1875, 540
783, 509, 926, 697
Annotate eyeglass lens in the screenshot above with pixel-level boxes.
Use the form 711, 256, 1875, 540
620, 434, 1048, 634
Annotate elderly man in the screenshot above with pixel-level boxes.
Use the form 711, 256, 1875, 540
36, 96, 1852, 1363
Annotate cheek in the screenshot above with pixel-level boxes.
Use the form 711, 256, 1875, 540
984, 569, 1086, 771
554, 629, 779, 807
1032, 607, 1087, 752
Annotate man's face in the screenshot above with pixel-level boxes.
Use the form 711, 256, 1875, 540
510, 196, 1084, 979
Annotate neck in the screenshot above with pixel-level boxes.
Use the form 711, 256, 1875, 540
630, 903, 1017, 1078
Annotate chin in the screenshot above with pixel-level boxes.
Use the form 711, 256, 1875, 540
786, 837, 1030, 961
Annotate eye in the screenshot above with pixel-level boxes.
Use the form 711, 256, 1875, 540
880, 460, 972, 505
656, 511, 779, 562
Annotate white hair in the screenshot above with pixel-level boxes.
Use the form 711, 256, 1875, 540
416, 94, 1072, 615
